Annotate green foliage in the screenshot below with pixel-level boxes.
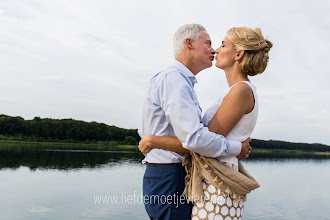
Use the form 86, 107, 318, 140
250, 139, 330, 152
1, 114, 329, 152
123, 136, 138, 145
0, 114, 140, 143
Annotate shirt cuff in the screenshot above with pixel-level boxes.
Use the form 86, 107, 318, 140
225, 140, 241, 157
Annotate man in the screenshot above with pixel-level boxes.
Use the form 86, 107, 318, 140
138, 24, 251, 220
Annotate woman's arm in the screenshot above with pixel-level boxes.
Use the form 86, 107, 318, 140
138, 134, 189, 156
207, 83, 254, 136
138, 83, 254, 156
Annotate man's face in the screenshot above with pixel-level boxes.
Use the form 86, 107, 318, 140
191, 31, 215, 69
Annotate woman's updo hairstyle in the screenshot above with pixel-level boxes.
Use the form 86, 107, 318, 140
227, 27, 273, 76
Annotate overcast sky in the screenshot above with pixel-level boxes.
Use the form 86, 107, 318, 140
1, 0, 329, 145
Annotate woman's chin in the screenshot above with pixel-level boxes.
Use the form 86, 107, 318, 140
215, 63, 222, 69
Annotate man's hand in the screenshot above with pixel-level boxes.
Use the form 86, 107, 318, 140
138, 135, 153, 156
237, 137, 252, 160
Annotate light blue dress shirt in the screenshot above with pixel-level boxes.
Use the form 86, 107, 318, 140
138, 60, 241, 163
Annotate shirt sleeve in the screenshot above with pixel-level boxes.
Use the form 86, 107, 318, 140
156, 71, 241, 159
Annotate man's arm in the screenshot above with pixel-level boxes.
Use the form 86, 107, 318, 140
138, 134, 251, 159
157, 71, 242, 159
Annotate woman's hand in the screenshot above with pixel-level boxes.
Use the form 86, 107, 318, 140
138, 134, 154, 156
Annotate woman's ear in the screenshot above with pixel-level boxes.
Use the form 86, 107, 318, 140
235, 50, 245, 61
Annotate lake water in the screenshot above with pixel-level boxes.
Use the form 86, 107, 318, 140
0, 148, 329, 220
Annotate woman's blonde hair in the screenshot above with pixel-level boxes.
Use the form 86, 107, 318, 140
227, 27, 273, 76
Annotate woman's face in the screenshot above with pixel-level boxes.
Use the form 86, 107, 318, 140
214, 36, 237, 70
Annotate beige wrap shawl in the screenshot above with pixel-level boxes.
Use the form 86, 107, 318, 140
182, 152, 260, 202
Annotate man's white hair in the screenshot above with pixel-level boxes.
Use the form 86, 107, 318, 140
173, 24, 206, 58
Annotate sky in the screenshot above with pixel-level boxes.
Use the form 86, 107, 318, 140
0, 0, 329, 145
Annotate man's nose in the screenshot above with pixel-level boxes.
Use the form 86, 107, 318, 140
210, 47, 215, 54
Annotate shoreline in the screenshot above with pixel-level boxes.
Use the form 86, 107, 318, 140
1, 140, 329, 156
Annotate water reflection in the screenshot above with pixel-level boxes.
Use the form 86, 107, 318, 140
1, 145, 329, 220
0, 145, 329, 170
0, 145, 144, 170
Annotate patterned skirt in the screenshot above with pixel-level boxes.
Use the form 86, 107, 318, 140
191, 179, 245, 220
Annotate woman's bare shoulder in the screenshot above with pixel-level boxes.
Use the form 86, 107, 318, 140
227, 82, 253, 99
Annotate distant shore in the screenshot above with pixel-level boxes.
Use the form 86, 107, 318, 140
1, 114, 329, 155
1, 140, 329, 157
249, 148, 330, 156
0, 140, 138, 152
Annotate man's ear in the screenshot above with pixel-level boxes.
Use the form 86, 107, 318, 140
185, 39, 193, 49
235, 50, 245, 61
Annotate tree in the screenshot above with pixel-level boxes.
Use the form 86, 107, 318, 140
123, 136, 138, 145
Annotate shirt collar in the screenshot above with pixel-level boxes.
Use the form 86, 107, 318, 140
172, 60, 198, 86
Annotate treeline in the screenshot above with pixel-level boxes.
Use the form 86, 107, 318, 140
0, 114, 329, 152
0, 114, 140, 145
251, 139, 330, 152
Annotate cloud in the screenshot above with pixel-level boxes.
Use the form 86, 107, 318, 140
0, 0, 329, 144
28, 205, 53, 213
38, 76, 63, 81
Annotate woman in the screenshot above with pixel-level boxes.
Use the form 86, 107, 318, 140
139, 27, 272, 220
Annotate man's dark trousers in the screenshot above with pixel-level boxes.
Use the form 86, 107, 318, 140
143, 164, 192, 220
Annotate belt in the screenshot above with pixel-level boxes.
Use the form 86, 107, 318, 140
146, 162, 182, 167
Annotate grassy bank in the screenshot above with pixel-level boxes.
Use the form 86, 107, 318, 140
0, 140, 138, 152
1, 140, 329, 157
251, 148, 330, 156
